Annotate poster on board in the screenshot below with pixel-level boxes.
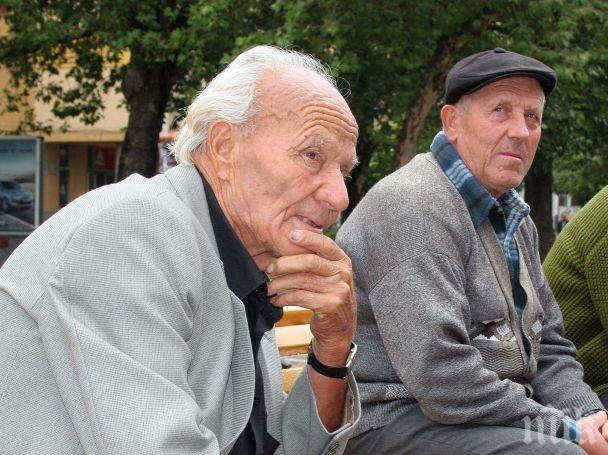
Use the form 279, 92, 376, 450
0, 136, 43, 264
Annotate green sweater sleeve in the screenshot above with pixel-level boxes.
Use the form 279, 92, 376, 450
544, 185, 608, 396
586, 234, 608, 333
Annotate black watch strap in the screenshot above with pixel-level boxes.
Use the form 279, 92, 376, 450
307, 342, 357, 379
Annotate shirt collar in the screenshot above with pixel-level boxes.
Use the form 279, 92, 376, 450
199, 172, 267, 300
430, 131, 529, 227
496, 189, 530, 226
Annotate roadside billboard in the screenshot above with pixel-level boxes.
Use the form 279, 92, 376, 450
0, 136, 43, 264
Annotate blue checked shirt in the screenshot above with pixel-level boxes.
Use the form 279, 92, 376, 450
430, 131, 530, 317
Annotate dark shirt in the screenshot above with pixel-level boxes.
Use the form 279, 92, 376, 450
200, 173, 283, 455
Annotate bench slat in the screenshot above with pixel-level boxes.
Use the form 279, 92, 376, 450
282, 366, 304, 392
276, 324, 313, 356
276, 305, 313, 327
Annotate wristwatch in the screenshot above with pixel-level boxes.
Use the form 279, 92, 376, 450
307, 339, 357, 379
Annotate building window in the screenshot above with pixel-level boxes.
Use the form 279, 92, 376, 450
59, 145, 69, 208
88, 146, 116, 191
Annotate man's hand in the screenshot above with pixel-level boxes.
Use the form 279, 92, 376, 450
266, 229, 356, 431
266, 229, 356, 363
580, 411, 608, 454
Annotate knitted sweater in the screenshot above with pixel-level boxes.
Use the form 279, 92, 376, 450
337, 153, 603, 437
544, 185, 608, 396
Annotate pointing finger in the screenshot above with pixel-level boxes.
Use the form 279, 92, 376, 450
288, 230, 347, 262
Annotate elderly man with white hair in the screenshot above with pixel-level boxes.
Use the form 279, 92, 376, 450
0, 46, 360, 455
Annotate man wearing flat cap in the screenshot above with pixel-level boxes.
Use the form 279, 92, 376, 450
339, 48, 608, 454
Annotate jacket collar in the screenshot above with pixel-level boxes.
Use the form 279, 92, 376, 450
160, 163, 220, 256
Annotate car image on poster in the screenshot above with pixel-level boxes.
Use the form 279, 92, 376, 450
0, 137, 43, 265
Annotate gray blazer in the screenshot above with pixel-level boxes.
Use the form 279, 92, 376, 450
0, 164, 359, 455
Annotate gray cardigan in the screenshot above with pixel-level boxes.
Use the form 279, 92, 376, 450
337, 153, 602, 437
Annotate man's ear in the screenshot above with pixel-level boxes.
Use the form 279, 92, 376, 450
206, 121, 237, 181
440, 104, 460, 143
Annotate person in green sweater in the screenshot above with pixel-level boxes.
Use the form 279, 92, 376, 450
544, 185, 608, 408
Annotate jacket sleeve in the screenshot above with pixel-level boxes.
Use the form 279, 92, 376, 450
587, 235, 608, 336
38, 194, 223, 454
260, 324, 360, 455
531, 277, 604, 415
280, 370, 360, 455
525, 220, 604, 416
368, 251, 567, 434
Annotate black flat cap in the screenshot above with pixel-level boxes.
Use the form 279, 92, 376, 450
444, 48, 557, 104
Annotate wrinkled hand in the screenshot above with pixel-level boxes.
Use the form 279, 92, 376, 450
580, 411, 608, 454
266, 229, 356, 365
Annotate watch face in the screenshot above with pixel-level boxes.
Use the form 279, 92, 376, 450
307, 341, 357, 379
345, 343, 358, 369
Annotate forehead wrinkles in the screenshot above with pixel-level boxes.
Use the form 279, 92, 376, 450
296, 100, 358, 142
476, 78, 545, 106
256, 71, 357, 137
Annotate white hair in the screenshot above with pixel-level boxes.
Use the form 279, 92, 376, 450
172, 45, 337, 164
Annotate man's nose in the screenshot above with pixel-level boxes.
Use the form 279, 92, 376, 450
316, 171, 350, 213
507, 113, 531, 140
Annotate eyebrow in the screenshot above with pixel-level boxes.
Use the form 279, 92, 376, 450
489, 97, 513, 107
294, 133, 326, 150
342, 155, 359, 176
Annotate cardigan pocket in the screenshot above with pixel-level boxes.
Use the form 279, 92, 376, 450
471, 337, 526, 379
470, 318, 526, 379
470, 318, 514, 341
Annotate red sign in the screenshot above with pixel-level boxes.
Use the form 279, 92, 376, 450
91, 147, 116, 171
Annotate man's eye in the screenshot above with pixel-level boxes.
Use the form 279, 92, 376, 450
304, 150, 319, 160
494, 106, 504, 113
340, 167, 352, 180
526, 112, 539, 120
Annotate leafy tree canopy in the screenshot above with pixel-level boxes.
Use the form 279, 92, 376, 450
2, 0, 607, 202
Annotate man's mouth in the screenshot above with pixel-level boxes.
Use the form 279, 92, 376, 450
498, 151, 523, 160
294, 215, 324, 231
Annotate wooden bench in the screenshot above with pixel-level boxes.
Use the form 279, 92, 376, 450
276, 306, 313, 391
281, 361, 305, 392
276, 305, 313, 327
275, 324, 313, 356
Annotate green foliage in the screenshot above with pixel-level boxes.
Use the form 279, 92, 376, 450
0, 0, 270, 132
524, 0, 608, 201
262, 0, 608, 198
2, 0, 607, 199
553, 154, 608, 204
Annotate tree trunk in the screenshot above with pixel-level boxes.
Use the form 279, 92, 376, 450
344, 132, 373, 219
391, 36, 464, 171
391, 16, 492, 171
119, 58, 179, 180
524, 156, 555, 261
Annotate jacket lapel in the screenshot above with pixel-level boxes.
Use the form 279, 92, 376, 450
155, 164, 255, 451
